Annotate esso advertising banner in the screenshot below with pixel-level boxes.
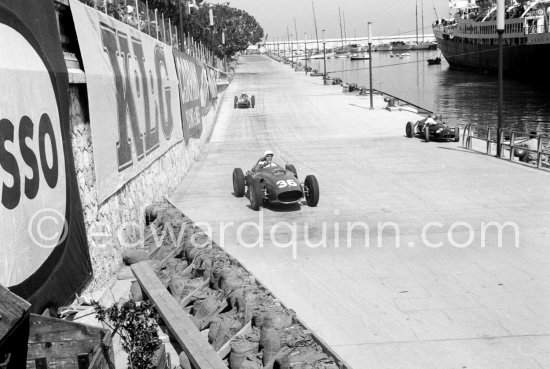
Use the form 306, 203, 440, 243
0, 0, 91, 312
70, 0, 184, 203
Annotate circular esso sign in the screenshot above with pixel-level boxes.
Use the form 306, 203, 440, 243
0, 23, 67, 287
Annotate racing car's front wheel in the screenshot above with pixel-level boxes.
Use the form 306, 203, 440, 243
249, 180, 263, 211
234, 96, 238, 109
454, 127, 460, 142
251, 95, 255, 108
285, 164, 298, 178
424, 126, 430, 142
304, 175, 319, 207
406, 122, 414, 138
233, 168, 245, 197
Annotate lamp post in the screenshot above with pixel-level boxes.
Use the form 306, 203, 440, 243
496, 0, 504, 157
368, 22, 374, 110
304, 32, 308, 74
322, 29, 327, 83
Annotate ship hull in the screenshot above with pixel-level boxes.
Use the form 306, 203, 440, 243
433, 12, 550, 79
435, 34, 550, 77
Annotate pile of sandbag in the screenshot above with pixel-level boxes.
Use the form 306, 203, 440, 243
137, 201, 342, 369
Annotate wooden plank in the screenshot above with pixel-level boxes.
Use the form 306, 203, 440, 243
216, 321, 252, 359
131, 262, 227, 369
88, 332, 114, 369
0, 284, 31, 343
28, 315, 104, 343
179, 278, 210, 308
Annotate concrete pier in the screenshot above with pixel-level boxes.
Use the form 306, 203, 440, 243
172, 55, 550, 368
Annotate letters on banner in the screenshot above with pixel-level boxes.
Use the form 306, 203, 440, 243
70, 0, 184, 203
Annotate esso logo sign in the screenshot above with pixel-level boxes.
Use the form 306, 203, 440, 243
0, 23, 67, 287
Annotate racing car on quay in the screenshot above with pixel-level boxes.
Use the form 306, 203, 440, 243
406, 115, 460, 142
232, 162, 319, 210
234, 93, 255, 109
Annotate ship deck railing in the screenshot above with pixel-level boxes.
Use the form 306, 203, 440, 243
462, 123, 550, 171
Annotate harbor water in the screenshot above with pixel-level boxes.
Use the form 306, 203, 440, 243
308, 50, 550, 134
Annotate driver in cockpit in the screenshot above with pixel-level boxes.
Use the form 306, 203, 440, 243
252, 150, 277, 172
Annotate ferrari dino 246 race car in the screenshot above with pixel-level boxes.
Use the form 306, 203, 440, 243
406, 119, 460, 142
232, 164, 319, 210
234, 93, 255, 109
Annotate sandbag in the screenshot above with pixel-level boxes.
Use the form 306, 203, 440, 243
230, 338, 258, 369
260, 315, 281, 366
209, 315, 243, 351
122, 249, 149, 265
130, 281, 143, 302
168, 276, 186, 300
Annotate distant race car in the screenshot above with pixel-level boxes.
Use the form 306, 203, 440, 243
234, 93, 255, 109
232, 163, 319, 210
406, 119, 460, 142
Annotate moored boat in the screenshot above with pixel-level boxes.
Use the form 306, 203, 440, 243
350, 53, 370, 60
391, 41, 412, 50
427, 56, 442, 65
411, 41, 432, 50
350, 43, 363, 53
377, 43, 393, 51
433, 0, 550, 77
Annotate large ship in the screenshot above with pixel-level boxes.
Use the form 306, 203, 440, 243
433, 0, 550, 76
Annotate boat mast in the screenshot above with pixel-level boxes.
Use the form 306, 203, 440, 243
416, 0, 419, 44
433, 0, 439, 21
294, 17, 299, 52
287, 25, 290, 56
421, 0, 425, 42
312, 2, 320, 51
343, 11, 348, 48
338, 7, 344, 47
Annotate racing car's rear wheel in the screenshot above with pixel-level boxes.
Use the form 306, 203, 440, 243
304, 175, 319, 207
233, 168, 245, 197
234, 96, 238, 109
251, 95, 255, 108
424, 126, 430, 142
249, 180, 263, 211
454, 127, 460, 142
285, 164, 298, 178
406, 122, 414, 138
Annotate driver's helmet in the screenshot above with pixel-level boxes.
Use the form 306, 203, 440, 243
425, 117, 437, 125
264, 150, 274, 159
436, 114, 443, 122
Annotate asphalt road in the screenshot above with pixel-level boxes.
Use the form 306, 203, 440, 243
172, 55, 550, 369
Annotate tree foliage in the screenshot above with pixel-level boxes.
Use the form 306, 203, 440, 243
146, 1, 263, 58
94, 300, 161, 369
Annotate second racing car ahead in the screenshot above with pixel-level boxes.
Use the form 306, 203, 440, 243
406, 117, 460, 142
234, 93, 255, 109
232, 162, 319, 211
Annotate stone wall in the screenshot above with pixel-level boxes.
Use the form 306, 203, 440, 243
68, 84, 222, 292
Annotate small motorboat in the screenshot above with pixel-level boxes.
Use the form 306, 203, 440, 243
350, 53, 370, 61
427, 56, 442, 65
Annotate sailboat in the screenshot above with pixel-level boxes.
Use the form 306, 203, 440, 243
412, 0, 431, 50
309, 2, 327, 59
334, 7, 350, 57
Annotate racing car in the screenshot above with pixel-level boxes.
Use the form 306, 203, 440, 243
406, 118, 460, 142
234, 93, 255, 109
232, 163, 319, 210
